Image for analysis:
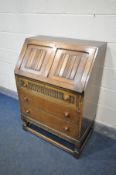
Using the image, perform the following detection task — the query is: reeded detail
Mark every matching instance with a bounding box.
[25,47,46,71]
[28,82,75,104]
[18,79,75,104]
[20,44,53,76]
[49,49,89,86]
[55,53,81,80]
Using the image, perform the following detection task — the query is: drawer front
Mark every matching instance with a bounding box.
[16,77,80,109]
[19,88,80,124]
[21,105,79,138]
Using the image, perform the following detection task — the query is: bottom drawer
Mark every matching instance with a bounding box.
[21,106,79,139]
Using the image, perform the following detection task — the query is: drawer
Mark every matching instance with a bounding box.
[16,77,78,108]
[19,89,80,124]
[21,105,79,138]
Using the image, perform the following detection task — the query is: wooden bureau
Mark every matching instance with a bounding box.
[15,36,107,157]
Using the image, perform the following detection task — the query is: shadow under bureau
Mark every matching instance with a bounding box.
[15,36,106,157]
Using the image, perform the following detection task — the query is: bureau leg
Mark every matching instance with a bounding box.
[22,121,27,131]
[73,147,80,158]
[74,125,94,158]
[22,120,30,131]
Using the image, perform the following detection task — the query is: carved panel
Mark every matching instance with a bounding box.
[49,49,89,86]
[17,78,76,104]
[20,44,53,76]
[55,52,81,80]
[25,48,46,71]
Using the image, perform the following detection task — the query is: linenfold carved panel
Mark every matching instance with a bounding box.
[20,44,53,76]
[25,48,46,71]
[49,49,89,86]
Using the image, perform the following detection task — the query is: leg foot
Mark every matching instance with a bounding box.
[73,147,80,158]
[22,120,30,130]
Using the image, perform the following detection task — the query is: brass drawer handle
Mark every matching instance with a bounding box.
[24,97,29,102]
[64,112,70,118]
[25,110,30,114]
[64,94,70,101]
[64,126,69,131]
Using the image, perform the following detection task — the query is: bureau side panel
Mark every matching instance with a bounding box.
[81,44,107,135]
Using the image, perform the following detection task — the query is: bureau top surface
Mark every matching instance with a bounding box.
[15,35,106,93]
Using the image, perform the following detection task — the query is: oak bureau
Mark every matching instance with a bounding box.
[15,36,106,157]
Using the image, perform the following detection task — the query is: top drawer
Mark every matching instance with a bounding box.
[16,77,82,110]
